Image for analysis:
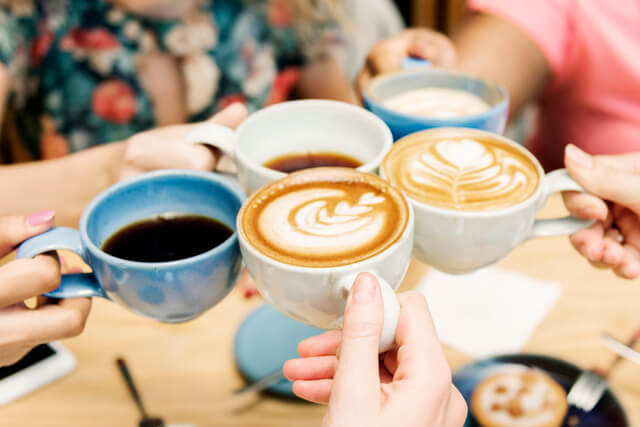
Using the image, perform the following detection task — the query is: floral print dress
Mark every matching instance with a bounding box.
[0,0,333,160]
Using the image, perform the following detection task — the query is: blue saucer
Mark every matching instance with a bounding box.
[234,304,324,397]
[453,354,629,427]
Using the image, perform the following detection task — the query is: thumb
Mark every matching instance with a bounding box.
[330,273,383,410]
[205,103,248,130]
[565,145,640,213]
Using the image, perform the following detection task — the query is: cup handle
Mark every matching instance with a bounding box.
[402,56,432,70]
[16,227,107,299]
[334,271,400,352]
[185,123,236,160]
[529,169,595,238]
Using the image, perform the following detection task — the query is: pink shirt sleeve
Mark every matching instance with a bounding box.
[467,0,575,89]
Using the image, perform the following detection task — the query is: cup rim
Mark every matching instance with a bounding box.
[381,127,546,218]
[236,167,415,274]
[79,169,246,269]
[363,69,509,123]
[233,99,394,179]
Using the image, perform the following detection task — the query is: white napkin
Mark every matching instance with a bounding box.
[416,268,562,358]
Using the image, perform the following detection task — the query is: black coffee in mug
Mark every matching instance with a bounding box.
[102,214,233,263]
[263,152,362,173]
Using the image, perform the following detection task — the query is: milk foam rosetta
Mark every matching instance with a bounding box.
[383,131,540,211]
[383,88,491,118]
[240,168,409,267]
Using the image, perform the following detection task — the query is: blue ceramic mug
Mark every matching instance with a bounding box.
[363,66,509,140]
[16,170,245,323]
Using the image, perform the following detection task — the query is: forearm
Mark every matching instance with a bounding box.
[297,53,357,104]
[451,13,550,119]
[0,143,125,227]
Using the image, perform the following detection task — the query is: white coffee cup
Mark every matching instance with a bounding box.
[186,100,393,195]
[236,168,415,352]
[381,128,594,274]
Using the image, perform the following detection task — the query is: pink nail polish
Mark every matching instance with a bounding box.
[26,210,55,227]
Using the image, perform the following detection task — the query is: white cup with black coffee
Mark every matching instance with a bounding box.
[381,127,594,274]
[186,100,393,195]
[237,167,414,351]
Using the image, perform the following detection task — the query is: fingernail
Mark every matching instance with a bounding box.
[26,210,55,227]
[243,288,257,299]
[566,144,592,169]
[352,276,377,303]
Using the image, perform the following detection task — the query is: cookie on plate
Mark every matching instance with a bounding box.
[471,367,568,427]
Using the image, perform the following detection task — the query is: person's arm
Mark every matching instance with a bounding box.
[0,104,248,227]
[0,143,125,226]
[451,13,550,120]
[357,13,550,119]
[297,52,358,103]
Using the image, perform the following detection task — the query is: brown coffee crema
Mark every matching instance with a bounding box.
[239,168,409,267]
[382,130,540,211]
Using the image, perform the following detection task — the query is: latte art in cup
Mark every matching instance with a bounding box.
[383,88,491,118]
[382,129,540,211]
[239,168,409,267]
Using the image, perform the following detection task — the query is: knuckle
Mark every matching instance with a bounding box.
[342,319,380,340]
[61,309,87,337]
[123,134,149,164]
[32,257,61,293]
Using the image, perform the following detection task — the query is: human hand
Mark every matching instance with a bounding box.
[119,103,248,181]
[563,144,640,278]
[283,273,467,427]
[357,28,457,95]
[0,212,91,366]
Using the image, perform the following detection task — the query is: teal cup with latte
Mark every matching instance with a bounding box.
[363,69,509,140]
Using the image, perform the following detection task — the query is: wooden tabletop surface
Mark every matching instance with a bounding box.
[2,195,640,427]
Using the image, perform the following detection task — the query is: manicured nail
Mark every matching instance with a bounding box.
[26,210,55,227]
[243,288,257,299]
[566,144,592,169]
[352,275,377,304]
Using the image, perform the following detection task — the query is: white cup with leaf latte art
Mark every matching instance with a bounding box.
[238,167,414,351]
[381,128,593,274]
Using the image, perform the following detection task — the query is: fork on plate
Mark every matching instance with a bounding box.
[567,328,640,412]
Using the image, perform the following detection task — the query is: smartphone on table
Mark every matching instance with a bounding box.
[0,342,76,405]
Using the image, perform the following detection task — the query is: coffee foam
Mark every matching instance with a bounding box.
[240,168,409,267]
[382,130,540,211]
[383,88,491,118]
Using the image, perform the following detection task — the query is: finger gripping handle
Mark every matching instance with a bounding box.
[530,169,595,237]
[16,227,106,299]
[335,271,400,353]
[186,123,236,159]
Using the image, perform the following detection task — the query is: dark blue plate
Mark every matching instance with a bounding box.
[234,304,324,397]
[453,354,629,427]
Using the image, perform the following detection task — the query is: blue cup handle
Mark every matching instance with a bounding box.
[16,227,108,299]
[402,56,432,70]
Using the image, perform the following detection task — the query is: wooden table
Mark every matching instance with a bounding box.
[3,195,640,427]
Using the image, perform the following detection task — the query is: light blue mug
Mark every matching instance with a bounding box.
[16,170,245,323]
[363,62,509,140]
